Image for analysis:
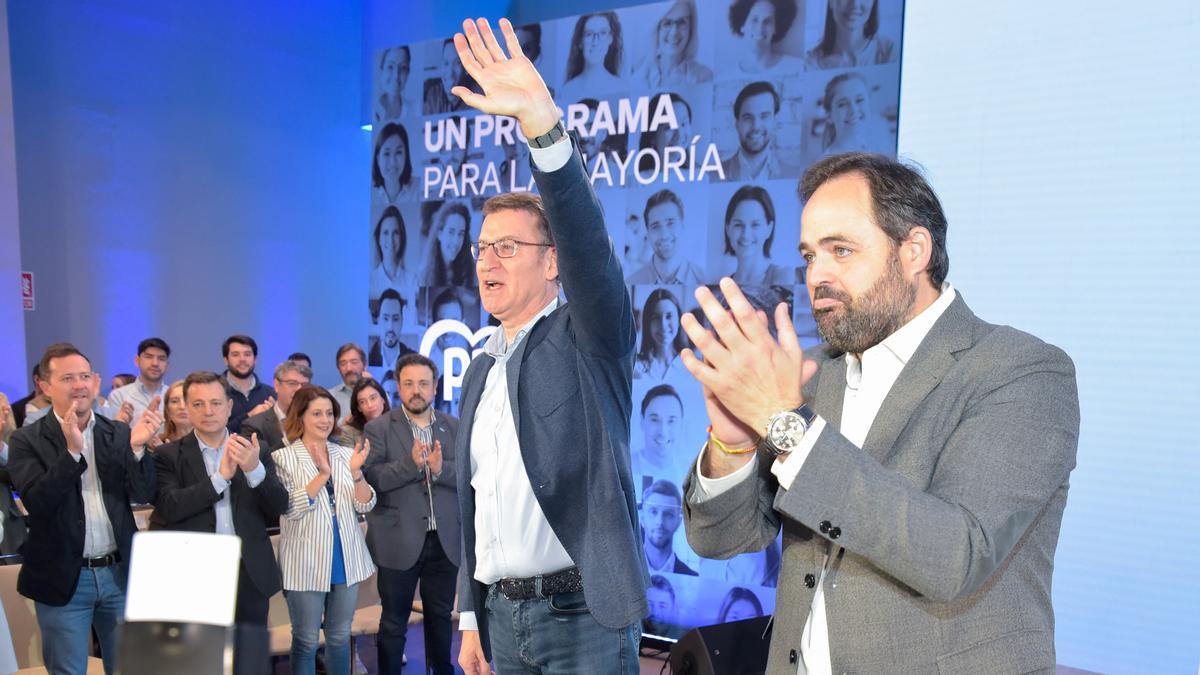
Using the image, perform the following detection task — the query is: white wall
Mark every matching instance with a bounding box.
[898,1,1200,671]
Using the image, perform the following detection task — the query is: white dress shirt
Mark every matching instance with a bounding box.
[197,430,267,535]
[54,411,119,557]
[694,284,957,674]
[458,134,575,633]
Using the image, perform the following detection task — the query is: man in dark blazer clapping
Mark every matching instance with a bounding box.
[363,353,460,675]
[151,371,288,675]
[8,343,159,675]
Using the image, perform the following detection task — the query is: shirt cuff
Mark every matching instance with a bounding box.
[458,611,478,631]
[210,472,230,495]
[133,447,145,461]
[244,461,267,488]
[691,443,759,503]
[769,416,827,490]
[527,135,572,173]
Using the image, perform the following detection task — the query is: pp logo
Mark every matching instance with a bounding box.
[418,319,497,402]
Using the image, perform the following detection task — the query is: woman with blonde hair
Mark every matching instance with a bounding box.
[635,0,712,88]
[272,385,376,675]
[157,380,192,445]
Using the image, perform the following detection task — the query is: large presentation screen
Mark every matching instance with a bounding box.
[368,0,903,641]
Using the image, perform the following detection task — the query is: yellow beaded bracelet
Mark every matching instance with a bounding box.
[707,426,758,455]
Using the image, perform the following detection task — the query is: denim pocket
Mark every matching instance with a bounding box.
[546,590,590,616]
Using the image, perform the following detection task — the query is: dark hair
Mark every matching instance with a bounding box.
[516,23,542,62]
[724,185,777,256]
[286,352,311,366]
[717,587,764,622]
[38,341,91,385]
[426,202,475,287]
[637,92,690,173]
[183,371,235,402]
[642,189,684,229]
[396,352,438,382]
[734,81,780,119]
[800,152,950,287]
[640,383,682,417]
[577,97,631,160]
[372,123,413,189]
[638,288,689,360]
[814,0,880,57]
[137,337,171,358]
[112,374,137,388]
[336,343,366,365]
[729,0,797,43]
[347,378,390,431]
[642,478,683,506]
[283,384,342,443]
[482,191,554,247]
[222,335,258,358]
[566,12,623,80]
[374,206,408,267]
[648,574,675,602]
[378,45,410,70]
[373,288,406,323]
[432,288,464,319]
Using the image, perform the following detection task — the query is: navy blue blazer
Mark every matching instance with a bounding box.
[456,140,648,651]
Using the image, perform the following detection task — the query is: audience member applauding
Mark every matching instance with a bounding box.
[104,337,171,427]
[7,343,157,675]
[151,371,288,675]
[273,386,376,675]
[241,360,312,454]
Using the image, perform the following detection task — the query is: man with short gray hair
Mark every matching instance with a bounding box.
[240,360,311,452]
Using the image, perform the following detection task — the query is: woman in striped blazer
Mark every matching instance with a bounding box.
[273,385,376,675]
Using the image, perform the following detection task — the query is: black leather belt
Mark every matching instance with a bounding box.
[83,552,120,568]
[495,567,583,600]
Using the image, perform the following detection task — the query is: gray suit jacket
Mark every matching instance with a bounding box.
[685,294,1079,674]
[362,409,461,571]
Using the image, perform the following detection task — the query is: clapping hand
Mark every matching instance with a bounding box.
[426,440,444,476]
[453,18,560,140]
[130,398,165,449]
[115,400,136,424]
[248,397,276,418]
[0,401,11,438]
[225,432,261,474]
[60,401,86,453]
[679,278,817,438]
[350,438,370,475]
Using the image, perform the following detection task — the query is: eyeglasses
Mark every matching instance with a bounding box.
[659,17,690,31]
[471,238,553,259]
[279,379,306,388]
[583,29,612,42]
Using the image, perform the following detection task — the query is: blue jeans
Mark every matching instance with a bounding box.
[484,586,640,674]
[284,582,359,675]
[35,566,124,675]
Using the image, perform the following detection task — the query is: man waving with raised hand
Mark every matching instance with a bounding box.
[450,16,646,675]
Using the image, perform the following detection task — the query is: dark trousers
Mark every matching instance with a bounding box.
[233,564,272,675]
[377,531,458,675]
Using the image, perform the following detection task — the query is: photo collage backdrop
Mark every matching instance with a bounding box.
[370,0,903,641]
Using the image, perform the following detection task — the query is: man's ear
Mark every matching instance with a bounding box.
[901,226,933,279]
[544,246,559,282]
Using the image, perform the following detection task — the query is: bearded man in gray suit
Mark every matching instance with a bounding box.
[679,152,1079,674]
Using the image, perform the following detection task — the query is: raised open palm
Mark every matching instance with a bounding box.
[452,18,558,138]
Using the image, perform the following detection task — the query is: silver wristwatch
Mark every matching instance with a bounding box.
[763,404,817,457]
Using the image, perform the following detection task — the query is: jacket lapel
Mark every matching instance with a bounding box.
[860,294,977,462]
[457,357,494,459]
[813,349,847,431]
